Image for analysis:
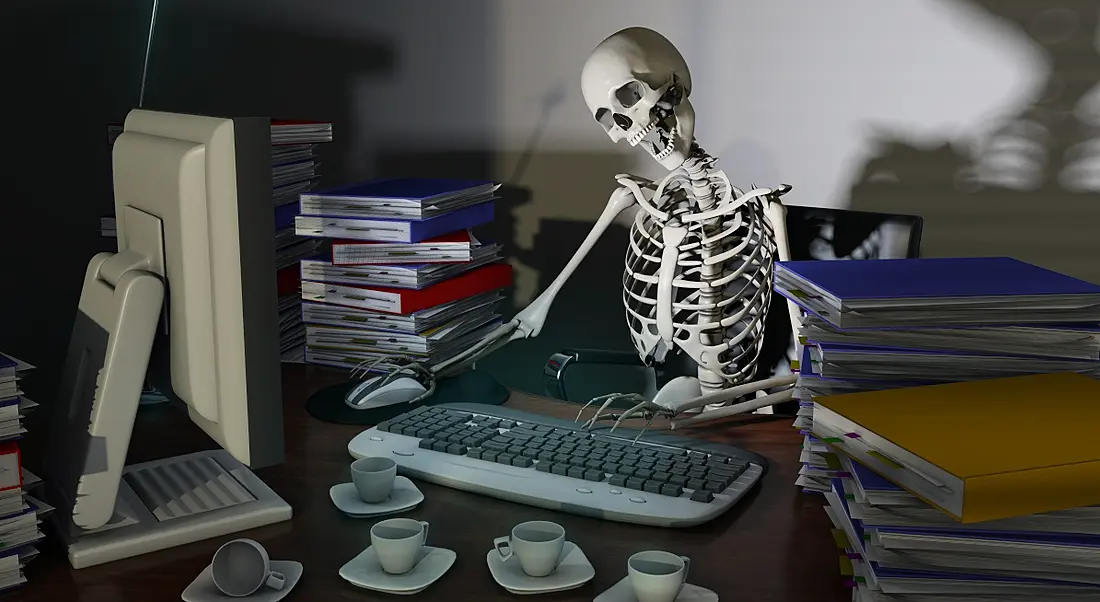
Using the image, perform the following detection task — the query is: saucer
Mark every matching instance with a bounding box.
[339,546,455,595]
[182,560,303,602]
[486,540,595,595]
[593,576,718,602]
[329,476,424,517]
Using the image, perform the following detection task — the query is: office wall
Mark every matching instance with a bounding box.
[5,0,1100,398]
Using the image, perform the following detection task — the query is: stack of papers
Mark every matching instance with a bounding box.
[777,257,1100,494]
[828,452,1100,600]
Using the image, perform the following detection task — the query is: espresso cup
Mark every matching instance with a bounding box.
[352,456,397,503]
[493,520,565,577]
[627,550,691,602]
[210,538,285,598]
[370,518,430,574]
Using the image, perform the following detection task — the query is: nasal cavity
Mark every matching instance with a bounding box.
[613,114,633,129]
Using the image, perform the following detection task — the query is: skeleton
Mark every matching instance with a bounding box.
[358,27,801,431]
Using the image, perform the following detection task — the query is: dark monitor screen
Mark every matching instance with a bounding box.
[760,205,923,413]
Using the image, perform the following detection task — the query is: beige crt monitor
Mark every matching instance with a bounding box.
[46,109,291,569]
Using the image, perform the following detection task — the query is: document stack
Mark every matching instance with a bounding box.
[774,256,1100,493]
[814,373,1100,600]
[0,353,51,592]
[294,178,512,371]
[270,120,333,361]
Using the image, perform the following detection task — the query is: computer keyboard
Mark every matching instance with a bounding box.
[347,402,767,527]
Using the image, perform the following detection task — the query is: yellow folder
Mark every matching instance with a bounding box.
[812,372,1100,523]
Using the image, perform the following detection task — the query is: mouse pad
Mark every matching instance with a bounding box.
[305,369,510,425]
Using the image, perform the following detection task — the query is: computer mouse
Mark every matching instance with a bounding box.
[344,375,428,410]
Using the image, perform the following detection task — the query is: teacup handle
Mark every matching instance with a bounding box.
[493,536,513,561]
[419,521,430,544]
[680,556,691,585]
[266,570,286,591]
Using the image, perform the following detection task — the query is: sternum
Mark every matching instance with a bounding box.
[682,154,726,394]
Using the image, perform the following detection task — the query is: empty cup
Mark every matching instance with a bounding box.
[627,550,690,602]
[493,520,565,577]
[352,456,397,503]
[210,538,285,598]
[370,517,430,574]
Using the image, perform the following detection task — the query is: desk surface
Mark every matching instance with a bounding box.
[18,365,848,602]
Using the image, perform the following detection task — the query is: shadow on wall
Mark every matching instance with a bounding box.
[142,3,397,187]
[846,0,1100,283]
[376,151,638,396]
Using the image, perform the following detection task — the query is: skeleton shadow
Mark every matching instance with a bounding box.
[845,0,1100,286]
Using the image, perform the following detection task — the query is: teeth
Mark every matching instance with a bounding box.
[651,126,678,160]
[629,122,655,147]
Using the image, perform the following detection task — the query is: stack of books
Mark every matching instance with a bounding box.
[775,256,1100,493]
[0,353,51,592]
[294,178,512,371]
[269,120,333,361]
[102,119,334,361]
[813,372,1100,600]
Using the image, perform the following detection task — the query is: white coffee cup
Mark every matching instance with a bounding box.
[352,456,397,503]
[210,538,285,598]
[627,550,691,602]
[370,517,430,574]
[493,520,565,578]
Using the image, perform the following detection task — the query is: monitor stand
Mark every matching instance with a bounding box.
[49,240,292,569]
[66,450,291,569]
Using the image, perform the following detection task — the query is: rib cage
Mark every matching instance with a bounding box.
[622,175,777,390]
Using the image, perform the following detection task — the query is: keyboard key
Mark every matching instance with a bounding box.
[467,448,483,459]
[625,477,645,490]
[418,439,435,450]
[687,478,706,490]
[660,483,683,497]
[497,453,515,465]
[616,466,636,477]
[512,456,533,468]
[669,474,689,486]
[568,466,585,479]
[536,461,552,472]
[583,469,605,482]
[705,480,726,493]
[609,475,628,487]
[690,489,715,503]
[446,443,467,455]
[483,440,508,451]
[551,463,569,476]
[431,441,449,453]
[643,480,662,494]
[482,450,499,462]
[651,471,671,483]
[634,468,654,480]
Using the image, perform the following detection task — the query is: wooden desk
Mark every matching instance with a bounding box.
[18,365,849,601]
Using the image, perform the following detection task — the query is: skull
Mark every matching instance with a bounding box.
[581,27,695,170]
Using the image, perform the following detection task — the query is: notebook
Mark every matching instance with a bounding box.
[812,372,1100,523]
[776,257,1100,329]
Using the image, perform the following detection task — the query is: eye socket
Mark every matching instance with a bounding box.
[614,81,647,109]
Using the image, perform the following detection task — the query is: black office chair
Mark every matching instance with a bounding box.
[542,205,924,413]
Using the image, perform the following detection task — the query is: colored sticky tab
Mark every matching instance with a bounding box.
[824,454,842,469]
[798,335,808,344]
[868,450,903,469]
[790,359,801,371]
[838,555,854,576]
[823,437,843,443]
[845,493,855,501]
[830,528,850,548]
[844,432,861,438]
[789,289,811,299]
[855,576,866,584]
